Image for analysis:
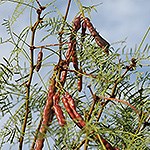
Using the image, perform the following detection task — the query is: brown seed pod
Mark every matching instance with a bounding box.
[36,49,43,72]
[62,96,83,128]
[62,96,85,128]
[60,70,67,84]
[81,21,87,43]
[53,104,66,126]
[84,17,110,55]
[66,42,73,59]
[62,96,76,120]
[53,92,60,105]
[35,77,56,150]
[73,15,81,32]
[66,15,81,64]
[64,92,86,128]
[77,70,82,92]
[47,78,56,100]
[72,48,78,71]
[65,92,76,111]
[59,60,68,84]
[70,16,81,69]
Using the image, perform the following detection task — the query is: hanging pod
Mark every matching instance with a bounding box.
[36,49,43,72]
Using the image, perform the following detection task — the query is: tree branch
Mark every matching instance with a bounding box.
[19,6,44,150]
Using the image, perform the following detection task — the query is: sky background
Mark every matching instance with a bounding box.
[0,0,150,149]
[0,0,150,63]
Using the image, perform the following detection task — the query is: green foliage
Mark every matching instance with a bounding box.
[0,1,149,150]
[10,0,35,25]
[38,16,62,42]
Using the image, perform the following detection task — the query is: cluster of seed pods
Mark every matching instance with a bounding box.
[65,15,81,66]
[35,77,56,150]
[56,15,111,128]
[61,15,110,92]
[60,16,82,90]
[53,91,119,150]
[37,15,114,150]
[52,16,84,128]
[62,92,86,128]
[52,91,85,128]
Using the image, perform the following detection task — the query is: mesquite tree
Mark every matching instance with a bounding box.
[0,1,149,150]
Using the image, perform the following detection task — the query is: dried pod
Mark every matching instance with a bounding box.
[35,77,56,149]
[47,78,56,100]
[81,21,87,43]
[65,92,76,111]
[53,92,60,105]
[64,92,86,128]
[68,38,78,71]
[72,48,78,71]
[66,42,73,59]
[66,15,81,64]
[66,41,76,62]
[84,17,110,54]
[60,70,67,84]
[60,60,68,84]
[78,119,86,127]
[77,70,82,92]
[62,95,83,128]
[73,15,81,32]
[36,49,43,72]
[53,104,66,126]
[62,96,76,120]
[70,16,81,42]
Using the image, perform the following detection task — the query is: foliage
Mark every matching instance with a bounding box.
[0,0,149,150]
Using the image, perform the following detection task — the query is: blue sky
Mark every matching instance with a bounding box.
[0,0,150,63]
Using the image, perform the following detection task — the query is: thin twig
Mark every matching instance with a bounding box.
[34,42,69,49]
[19,6,43,150]
[74,139,86,150]
[111,68,129,98]
[30,118,43,150]
[84,138,89,150]
[96,102,107,122]
[36,0,42,8]
[99,96,139,115]
[96,134,107,150]
[58,0,72,61]
[87,85,98,121]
